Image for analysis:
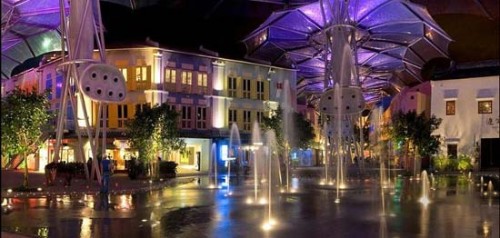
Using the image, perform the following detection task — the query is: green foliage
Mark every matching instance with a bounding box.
[261,105,316,153]
[433,154,472,172]
[447,158,458,171]
[126,103,186,163]
[127,157,146,179]
[389,110,442,158]
[353,124,370,147]
[457,154,473,172]
[291,111,316,149]
[432,154,450,171]
[159,161,178,177]
[1,87,53,187]
[456,175,470,187]
[433,176,449,188]
[261,106,285,152]
[1,87,53,159]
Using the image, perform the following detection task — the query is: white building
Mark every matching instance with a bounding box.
[431,75,500,170]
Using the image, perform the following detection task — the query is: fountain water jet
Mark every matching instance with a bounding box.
[480,176,484,193]
[321,122,331,185]
[281,79,294,192]
[430,173,436,190]
[316,7,366,199]
[335,83,342,203]
[249,120,263,203]
[208,143,219,189]
[419,170,430,205]
[487,181,493,194]
[224,123,241,196]
[261,130,280,230]
[483,180,499,198]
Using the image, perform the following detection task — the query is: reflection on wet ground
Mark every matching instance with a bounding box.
[1,174,499,238]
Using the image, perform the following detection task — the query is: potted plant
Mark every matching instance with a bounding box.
[57,162,76,186]
[128,157,146,180]
[159,161,178,178]
[457,154,473,172]
[45,162,58,186]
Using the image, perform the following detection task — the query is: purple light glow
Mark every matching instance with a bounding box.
[244,0,452,103]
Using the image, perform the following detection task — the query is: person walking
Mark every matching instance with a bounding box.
[100,156,113,194]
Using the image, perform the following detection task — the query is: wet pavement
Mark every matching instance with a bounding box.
[1,172,499,238]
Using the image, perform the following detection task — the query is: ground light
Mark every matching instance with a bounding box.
[419,196,430,206]
[261,218,277,231]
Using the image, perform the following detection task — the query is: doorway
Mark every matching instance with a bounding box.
[481,138,500,170]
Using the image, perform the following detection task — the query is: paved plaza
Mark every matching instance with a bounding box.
[1,169,499,238]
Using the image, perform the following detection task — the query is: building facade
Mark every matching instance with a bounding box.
[2,47,297,174]
[431,76,500,170]
[389,81,431,117]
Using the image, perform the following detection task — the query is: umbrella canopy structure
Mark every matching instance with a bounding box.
[1,0,157,80]
[1,0,68,79]
[244,0,452,104]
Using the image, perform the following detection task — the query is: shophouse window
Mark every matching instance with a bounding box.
[446,100,455,115]
[198,72,208,94]
[447,144,457,159]
[168,104,177,112]
[165,68,176,83]
[228,109,237,126]
[256,111,263,123]
[257,81,265,100]
[243,110,251,131]
[243,79,251,99]
[135,66,148,81]
[135,66,149,90]
[119,68,128,82]
[45,74,53,100]
[66,106,74,129]
[181,71,192,93]
[135,103,150,114]
[99,104,109,128]
[164,68,176,91]
[181,105,192,128]
[227,77,237,97]
[197,106,207,129]
[118,104,128,128]
[55,73,63,99]
[478,100,492,114]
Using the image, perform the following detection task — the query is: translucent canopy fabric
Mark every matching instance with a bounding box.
[1,0,155,80]
[244,0,452,104]
[1,29,62,79]
[1,0,67,79]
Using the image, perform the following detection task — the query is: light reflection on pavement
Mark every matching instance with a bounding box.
[1,175,499,238]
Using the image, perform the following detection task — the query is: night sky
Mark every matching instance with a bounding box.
[100,1,285,60]
[100,0,499,66]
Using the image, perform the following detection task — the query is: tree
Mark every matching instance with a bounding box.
[1,87,53,188]
[261,106,316,153]
[126,103,185,177]
[389,110,442,171]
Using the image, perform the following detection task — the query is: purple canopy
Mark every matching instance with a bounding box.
[1,0,69,79]
[1,0,156,80]
[244,0,452,104]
